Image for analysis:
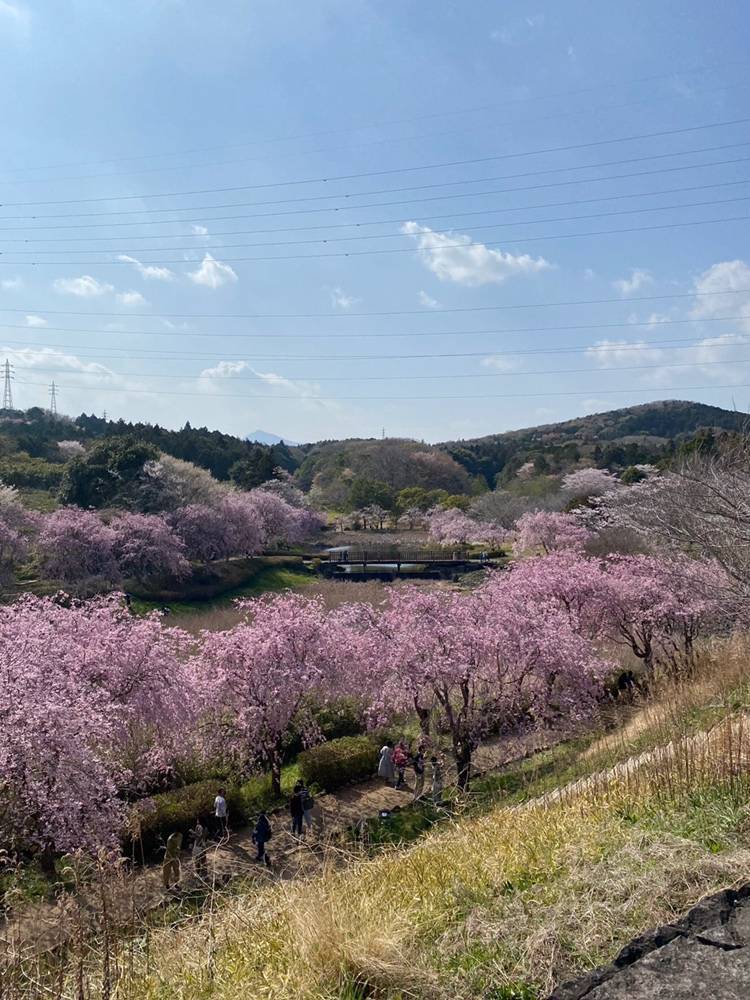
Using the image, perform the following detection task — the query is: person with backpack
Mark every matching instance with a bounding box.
[253,811,272,866]
[392,740,409,789]
[412,745,426,801]
[289,781,305,837]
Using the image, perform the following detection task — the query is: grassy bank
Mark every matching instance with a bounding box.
[6,641,750,999]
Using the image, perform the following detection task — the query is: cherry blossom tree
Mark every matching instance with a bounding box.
[111,512,191,581]
[36,507,120,590]
[427,508,506,547]
[371,583,607,788]
[0,596,196,850]
[199,593,330,794]
[512,510,592,556]
[562,467,620,498]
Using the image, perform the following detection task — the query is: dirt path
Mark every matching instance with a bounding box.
[0,731,557,960]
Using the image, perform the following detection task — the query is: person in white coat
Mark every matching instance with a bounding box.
[378,742,395,785]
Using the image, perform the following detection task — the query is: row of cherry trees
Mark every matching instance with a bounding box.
[0,485,324,590]
[1,540,726,852]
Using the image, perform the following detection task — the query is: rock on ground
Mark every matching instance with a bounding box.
[549,884,750,1000]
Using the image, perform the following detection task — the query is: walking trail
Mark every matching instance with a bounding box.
[0,731,557,960]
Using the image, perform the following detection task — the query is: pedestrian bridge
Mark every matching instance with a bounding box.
[319,547,499,579]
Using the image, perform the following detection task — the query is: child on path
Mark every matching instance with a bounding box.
[393,741,409,789]
[253,811,272,866]
[190,819,208,879]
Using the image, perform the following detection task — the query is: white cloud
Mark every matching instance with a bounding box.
[25,314,47,327]
[1,346,114,379]
[586,340,665,368]
[53,274,114,297]
[329,286,361,310]
[480,355,521,373]
[1,277,23,291]
[490,13,544,45]
[690,260,750,333]
[402,221,552,287]
[191,225,209,236]
[250,368,333,407]
[586,332,750,386]
[418,290,441,308]
[116,290,148,306]
[0,1,29,28]
[583,268,596,281]
[199,360,249,379]
[118,254,175,281]
[188,253,238,289]
[613,268,653,296]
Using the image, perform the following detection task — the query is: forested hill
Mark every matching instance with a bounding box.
[442,400,749,487]
[0,399,745,502]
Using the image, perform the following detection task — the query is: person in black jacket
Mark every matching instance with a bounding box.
[289,780,305,836]
[253,811,272,866]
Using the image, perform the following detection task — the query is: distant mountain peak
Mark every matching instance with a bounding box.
[246,429,300,447]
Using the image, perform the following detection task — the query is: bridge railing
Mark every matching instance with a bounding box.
[327,548,471,563]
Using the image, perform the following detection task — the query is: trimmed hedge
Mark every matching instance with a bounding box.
[298,736,379,792]
[126,781,247,857]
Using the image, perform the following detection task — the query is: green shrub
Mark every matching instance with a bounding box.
[126,780,247,857]
[298,736,378,791]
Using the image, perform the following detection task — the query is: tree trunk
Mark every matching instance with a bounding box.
[455,741,472,791]
[416,704,431,739]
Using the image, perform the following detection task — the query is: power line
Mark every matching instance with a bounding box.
[6,82,746,189]
[1,286,747,320]
[8,193,750,256]
[2,60,737,175]
[4,141,749,225]
[3,211,750,264]
[1,312,748,343]
[13,375,750,403]
[3,116,749,209]
[11,355,750,384]
[8,177,750,243]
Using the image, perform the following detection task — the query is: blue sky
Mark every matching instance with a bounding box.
[1,0,750,443]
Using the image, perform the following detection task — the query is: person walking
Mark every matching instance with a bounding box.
[214,787,229,838]
[162,830,182,890]
[190,819,208,879]
[301,784,315,834]
[378,741,395,786]
[393,741,409,790]
[290,781,305,837]
[430,755,444,805]
[253,811,272,866]
[412,746,426,801]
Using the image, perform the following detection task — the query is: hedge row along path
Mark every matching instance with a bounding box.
[1,728,563,961]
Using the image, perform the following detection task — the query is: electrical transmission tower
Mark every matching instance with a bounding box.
[1,359,13,411]
[49,381,58,417]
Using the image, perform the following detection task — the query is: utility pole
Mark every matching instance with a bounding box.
[102,409,108,422]
[1,359,13,411]
[49,381,58,417]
